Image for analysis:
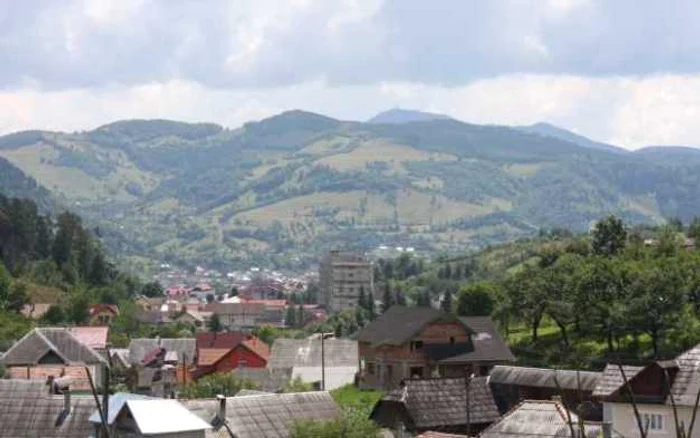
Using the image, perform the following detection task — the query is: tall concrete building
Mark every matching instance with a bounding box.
[320,250,374,313]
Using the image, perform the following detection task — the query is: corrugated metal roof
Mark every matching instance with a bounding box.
[124,399,212,435]
[0,328,105,366]
[88,392,153,425]
[0,379,49,399]
[269,338,358,368]
[291,366,358,390]
[489,365,601,391]
[592,364,644,398]
[479,400,615,438]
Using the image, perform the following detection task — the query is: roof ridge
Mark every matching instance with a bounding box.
[35,328,70,364]
[60,328,107,364]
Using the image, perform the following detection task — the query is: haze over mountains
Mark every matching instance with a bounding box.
[1,109,699,270]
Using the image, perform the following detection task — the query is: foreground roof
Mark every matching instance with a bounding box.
[88,392,152,425]
[184,391,340,438]
[128,338,196,365]
[122,399,212,435]
[490,365,602,391]
[0,328,105,366]
[670,343,700,406]
[373,377,500,429]
[356,306,473,346]
[479,400,613,438]
[269,338,358,368]
[439,317,515,364]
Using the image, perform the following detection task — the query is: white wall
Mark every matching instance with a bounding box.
[606,402,700,438]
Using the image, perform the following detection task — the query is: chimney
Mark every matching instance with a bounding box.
[217,394,226,419]
[63,389,71,414]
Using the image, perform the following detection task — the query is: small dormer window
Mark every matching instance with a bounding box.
[410,341,423,351]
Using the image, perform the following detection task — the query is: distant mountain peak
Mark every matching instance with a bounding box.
[516,122,626,154]
[367,108,453,124]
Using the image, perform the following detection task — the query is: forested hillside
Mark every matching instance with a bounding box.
[353,217,700,370]
[2,111,700,269]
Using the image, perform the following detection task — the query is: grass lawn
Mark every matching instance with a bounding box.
[330,384,383,416]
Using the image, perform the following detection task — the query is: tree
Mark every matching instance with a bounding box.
[0,264,12,311]
[689,217,700,242]
[297,305,306,327]
[208,313,222,333]
[592,215,627,256]
[358,287,367,311]
[395,286,407,306]
[381,283,395,313]
[5,281,28,313]
[291,410,381,438]
[179,373,258,398]
[41,304,66,325]
[141,281,164,298]
[284,376,313,393]
[285,305,297,328]
[456,282,496,317]
[440,289,453,313]
[67,289,90,324]
[206,293,215,304]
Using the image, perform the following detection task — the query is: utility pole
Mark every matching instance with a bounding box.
[465,370,474,438]
[321,332,326,391]
[102,344,111,438]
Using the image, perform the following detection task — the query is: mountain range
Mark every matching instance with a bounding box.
[1,110,699,270]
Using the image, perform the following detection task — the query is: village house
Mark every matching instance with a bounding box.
[593,344,700,438]
[20,302,52,320]
[370,376,500,436]
[128,338,196,394]
[184,391,340,438]
[0,327,107,393]
[489,365,603,420]
[356,306,514,389]
[204,302,266,329]
[175,309,213,328]
[88,303,120,326]
[268,337,359,390]
[193,332,270,379]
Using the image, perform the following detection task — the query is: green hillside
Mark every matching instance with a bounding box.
[1,111,699,269]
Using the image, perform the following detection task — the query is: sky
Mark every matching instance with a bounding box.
[2,0,700,149]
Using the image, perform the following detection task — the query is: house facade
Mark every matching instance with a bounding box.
[356,306,514,390]
[594,344,700,438]
[89,304,120,326]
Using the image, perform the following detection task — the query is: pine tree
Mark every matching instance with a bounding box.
[285,305,297,328]
[381,283,395,313]
[297,305,305,327]
[208,313,222,332]
[358,286,367,310]
[368,290,376,320]
[395,286,407,306]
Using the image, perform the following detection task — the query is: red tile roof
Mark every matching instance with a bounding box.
[242,339,271,361]
[141,347,164,366]
[196,332,248,350]
[197,348,232,367]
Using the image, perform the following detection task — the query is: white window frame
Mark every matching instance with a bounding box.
[642,412,664,431]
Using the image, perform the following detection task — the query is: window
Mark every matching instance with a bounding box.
[643,413,664,431]
[410,366,423,378]
[366,363,375,375]
[386,365,393,378]
[410,341,424,352]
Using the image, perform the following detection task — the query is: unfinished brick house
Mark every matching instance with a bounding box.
[356,306,514,389]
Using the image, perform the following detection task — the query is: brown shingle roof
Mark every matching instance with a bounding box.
[591,364,645,398]
[356,306,474,346]
[489,366,601,391]
[0,328,105,366]
[373,377,500,429]
[439,317,515,364]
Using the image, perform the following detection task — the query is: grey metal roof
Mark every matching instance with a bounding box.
[356,306,473,346]
[670,343,700,406]
[439,317,515,364]
[88,392,154,425]
[231,367,293,393]
[0,394,95,437]
[269,338,358,368]
[374,377,500,429]
[128,338,196,365]
[184,391,340,438]
[0,328,106,366]
[489,366,602,391]
[479,400,615,438]
[0,378,50,399]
